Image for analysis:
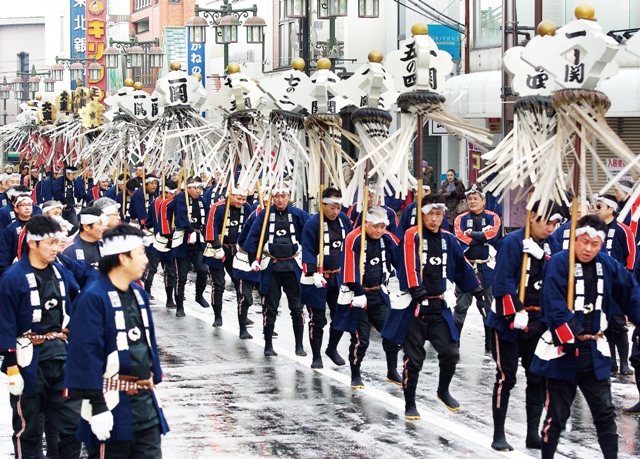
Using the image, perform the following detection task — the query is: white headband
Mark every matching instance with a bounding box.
[548,213,564,223]
[465,184,485,198]
[594,195,618,211]
[272,188,290,195]
[164,187,176,193]
[575,226,606,242]
[102,234,152,256]
[618,183,633,194]
[26,231,66,242]
[42,202,64,214]
[366,212,389,226]
[422,203,447,214]
[145,177,158,184]
[80,213,109,226]
[14,195,33,206]
[231,187,248,196]
[53,215,74,234]
[4,173,20,181]
[65,169,76,174]
[117,180,124,186]
[97,176,110,182]
[101,204,120,215]
[187,182,203,188]
[322,197,343,205]
[6,188,21,198]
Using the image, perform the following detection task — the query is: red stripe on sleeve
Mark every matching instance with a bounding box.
[502,294,516,316]
[619,222,636,271]
[484,211,501,240]
[343,230,359,284]
[555,323,574,344]
[403,227,420,288]
[454,214,472,245]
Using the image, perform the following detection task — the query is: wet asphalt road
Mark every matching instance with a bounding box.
[1,274,640,458]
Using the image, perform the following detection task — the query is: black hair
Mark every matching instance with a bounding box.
[126,178,139,192]
[447,169,456,175]
[78,206,103,233]
[118,173,125,181]
[530,201,562,222]
[164,179,177,191]
[25,215,62,252]
[577,214,607,234]
[322,187,342,199]
[98,224,146,274]
[421,193,446,206]
[187,176,203,185]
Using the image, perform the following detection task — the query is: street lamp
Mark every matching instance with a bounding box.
[105,31,165,88]
[0,77,10,125]
[186,0,267,71]
[11,66,54,100]
[52,54,99,86]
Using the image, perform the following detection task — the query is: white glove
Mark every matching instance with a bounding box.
[90,410,114,441]
[188,231,197,244]
[312,272,327,288]
[7,370,24,396]
[351,295,367,309]
[464,229,473,237]
[522,238,544,260]
[513,311,529,330]
[251,260,261,272]
[213,248,225,260]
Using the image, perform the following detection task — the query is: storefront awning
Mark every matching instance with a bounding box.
[444,68,640,118]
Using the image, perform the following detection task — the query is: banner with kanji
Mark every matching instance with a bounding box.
[70,0,86,90]
[86,0,106,100]
[187,34,206,89]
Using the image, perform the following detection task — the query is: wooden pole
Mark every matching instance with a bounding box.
[318,126,327,274]
[567,126,583,312]
[359,159,372,285]
[416,114,424,275]
[255,194,272,263]
[519,208,532,303]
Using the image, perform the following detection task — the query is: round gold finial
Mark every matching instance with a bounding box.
[170,61,181,71]
[133,82,143,91]
[292,57,305,71]
[575,2,596,20]
[27,101,35,106]
[36,95,42,101]
[192,72,202,82]
[411,22,428,36]
[124,78,134,87]
[227,62,241,74]
[537,20,557,37]
[317,58,332,70]
[368,50,383,63]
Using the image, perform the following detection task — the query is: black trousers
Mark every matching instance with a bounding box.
[239,278,258,317]
[86,425,162,459]
[630,326,640,371]
[490,330,543,416]
[143,251,160,292]
[161,260,176,292]
[262,271,302,329]
[402,310,459,392]
[308,283,340,340]
[541,372,617,459]
[175,246,207,300]
[10,360,81,459]
[208,256,241,309]
[349,292,399,366]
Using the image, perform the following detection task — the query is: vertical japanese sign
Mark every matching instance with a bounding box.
[70,0,86,90]
[467,142,482,185]
[187,34,206,89]
[86,0,106,100]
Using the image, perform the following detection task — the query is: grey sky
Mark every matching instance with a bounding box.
[0,0,66,19]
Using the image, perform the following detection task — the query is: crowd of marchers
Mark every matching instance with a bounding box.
[1,160,639,459]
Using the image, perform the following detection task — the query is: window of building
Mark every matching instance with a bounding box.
[134,0,152,11]
[473,0,502,48]
[397,0,406,45]
[278,0,296,69]
[134,18,150,34]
